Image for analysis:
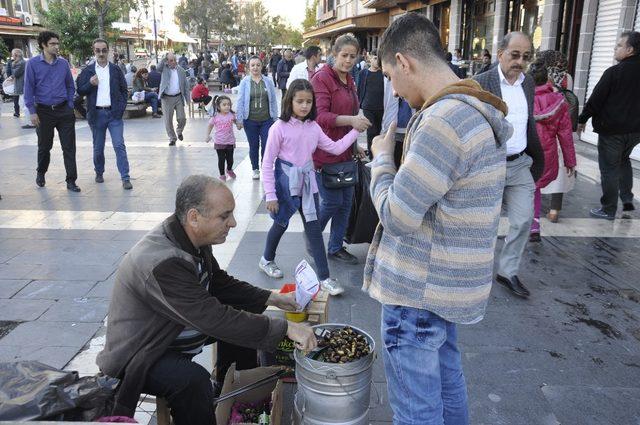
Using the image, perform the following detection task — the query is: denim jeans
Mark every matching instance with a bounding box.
[91,109,130,180]
[597,133,640,215]
[243,118,273,170]
[382,304,469,425]
[263,197,329,280]
[315,172,354,254]
[144,91,159,114]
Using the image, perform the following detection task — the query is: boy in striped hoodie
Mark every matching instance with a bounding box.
[364,13,513,424]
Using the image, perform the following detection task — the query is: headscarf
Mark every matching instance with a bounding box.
[537,50,569,89]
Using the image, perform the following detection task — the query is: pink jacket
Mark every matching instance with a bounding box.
[533,83,576,188]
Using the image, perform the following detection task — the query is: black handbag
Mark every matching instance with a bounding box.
[321,159,358,189]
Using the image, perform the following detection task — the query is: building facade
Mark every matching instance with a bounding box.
[0,0,47,57]
[304,0,640,153]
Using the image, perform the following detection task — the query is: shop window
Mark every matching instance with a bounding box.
[507,0,545,51]
[462,0,495,59]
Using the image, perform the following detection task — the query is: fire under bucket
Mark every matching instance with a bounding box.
[293,324,376,425]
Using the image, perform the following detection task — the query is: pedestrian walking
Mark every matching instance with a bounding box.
[528,60,575,242]
[311,33,370,265]
[578,31,640,219]
[365,13,511,424]
[276,49,295,99]
[269,49,282,86]
[132,68,161,118]
[205,95,237,181]
[286,46,321,89]
[235,56,278,180]
[473,31,544,298]
[24,31,81,192]
[76,38,133,190]
[158,52,190,146]
[259,79,363,295]
[357,49,385,155]
[7,49,34,128]
[3,57,20,117]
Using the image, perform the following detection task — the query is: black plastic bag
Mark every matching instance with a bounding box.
[0,361,119,421]
[345,160,379,244]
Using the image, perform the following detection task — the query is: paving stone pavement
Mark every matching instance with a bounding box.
[2,98,640,424]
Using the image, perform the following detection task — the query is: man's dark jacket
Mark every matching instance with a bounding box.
[147,70,162,89]
[96,214,287,417]
[276,58,295,90]
[578,55,640,136]
[76,62,128,126]
[474,66,544,181]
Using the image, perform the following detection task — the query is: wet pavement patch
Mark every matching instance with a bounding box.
[545,350,566,359]
[0,321,20,340]
[574,317,622,339]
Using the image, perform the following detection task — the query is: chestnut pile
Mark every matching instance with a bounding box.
[317,327,371,363]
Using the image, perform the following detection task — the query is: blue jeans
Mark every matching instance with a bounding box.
[382,305,469,425]
[144,91,159,114]
[243,118,273,170]
[315,172,354,254]
[263,194,329,280]
[91,109,130,180]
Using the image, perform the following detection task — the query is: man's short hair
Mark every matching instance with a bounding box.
[150,64,157,71]
[497,31,532,52]
[175,175,223,224]
[378,13,445,67]
[37,31,60,50]
[445,52,453,62]
[92,38,109,48]
[621,31,640,56]
[305,46,321,60]
[11,48,23,57]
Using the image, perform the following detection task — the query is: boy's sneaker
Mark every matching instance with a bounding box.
[589,208,615,220]
[259,257,283,279]
[227,169,237,179]
[252,169,260,180]
[219,175,227,181]
[320,278,344,296]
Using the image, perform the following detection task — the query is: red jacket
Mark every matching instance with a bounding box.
[533,82,576,188]
[191,84,209,100]
[310,65,359,169]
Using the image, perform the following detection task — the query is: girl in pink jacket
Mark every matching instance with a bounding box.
[529,61,577,242]
[258,79,361,296]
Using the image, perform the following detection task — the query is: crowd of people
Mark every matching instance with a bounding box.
[1,17,639,425]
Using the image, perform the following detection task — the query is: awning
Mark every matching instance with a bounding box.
[303,11,389,39]
[166,32,197,44]
[0,23,41,37]
[143,32,165,42]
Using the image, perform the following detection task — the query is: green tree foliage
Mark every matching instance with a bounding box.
[0,37,9,59]
[175,0,236,49]
[302,0,319,32]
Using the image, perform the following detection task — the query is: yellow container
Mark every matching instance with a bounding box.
[285,311,308,322]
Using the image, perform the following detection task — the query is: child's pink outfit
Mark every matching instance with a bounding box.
[531,82,576,234]
[209,112,237,177]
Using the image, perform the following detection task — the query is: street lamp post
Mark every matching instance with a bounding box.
[152,0,158,64]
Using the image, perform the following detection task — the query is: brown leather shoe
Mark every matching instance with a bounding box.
[546,210,559,223]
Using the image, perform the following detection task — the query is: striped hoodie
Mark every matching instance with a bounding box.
[363,80,512,324]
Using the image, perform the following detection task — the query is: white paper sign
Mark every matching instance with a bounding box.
[294,260,319,310]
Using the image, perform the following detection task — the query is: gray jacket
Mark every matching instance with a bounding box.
[158,59,190,103]
[10,58,26,95]
[473,66,544,181]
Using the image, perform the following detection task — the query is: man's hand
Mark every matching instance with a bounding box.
[355,145,367,160]
[566,166,575,177]
[351,115,372,132]
[371,121,396,158]
[236,122,244,130]
[266,200,279,214]
[90,75,99,86]
[30,114,40,127]
[286,321,317,351]
[577,123,585,136]
[267,292,300,312]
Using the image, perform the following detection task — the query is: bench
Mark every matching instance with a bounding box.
[124,101,148,119]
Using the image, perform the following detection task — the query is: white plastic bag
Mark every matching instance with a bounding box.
[2,78,15,96]
[294,260,319,310]
[131,91,145,103]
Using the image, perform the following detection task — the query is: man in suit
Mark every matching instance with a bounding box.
[474,31,544,298]
[77,39,132,190]
[158,52,190,146]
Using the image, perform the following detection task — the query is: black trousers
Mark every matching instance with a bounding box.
[36,104,78,183]
[597,133,640,214]
[550,193,564,211]
[363,108,383,155]
[12,95,19,115]
[192,95,212,106]
[216,147,234,175]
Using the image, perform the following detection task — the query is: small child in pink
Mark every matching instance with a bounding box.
[205,95,237,181]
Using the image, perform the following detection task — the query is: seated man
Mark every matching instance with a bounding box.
[96,175,316,425]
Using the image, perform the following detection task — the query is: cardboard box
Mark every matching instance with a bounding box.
[215,364,283,425]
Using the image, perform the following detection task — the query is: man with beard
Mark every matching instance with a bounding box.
[474,32,544,298]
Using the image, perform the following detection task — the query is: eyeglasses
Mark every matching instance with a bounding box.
[94,48,108,54]
[505,50,532,61]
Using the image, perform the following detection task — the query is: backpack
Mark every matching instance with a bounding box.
[397,98,413,129]
[559,87,579,131]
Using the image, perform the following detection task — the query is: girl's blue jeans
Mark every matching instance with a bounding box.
[382,305,469,425]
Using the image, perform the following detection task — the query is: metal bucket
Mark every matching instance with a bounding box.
[293,324,375,425]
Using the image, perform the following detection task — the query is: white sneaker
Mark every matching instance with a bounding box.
[320,278,344,296]
[259,257,283,279]
[252,169,260,180]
